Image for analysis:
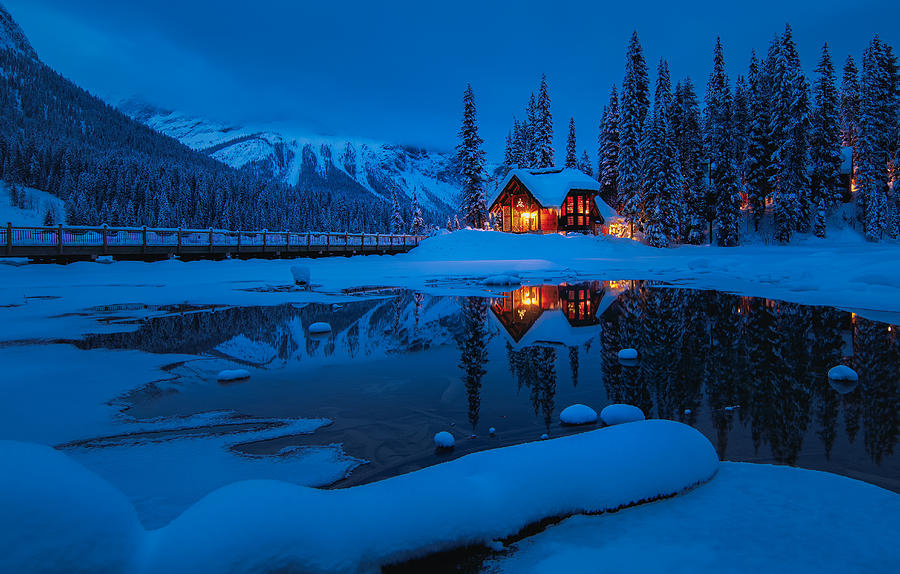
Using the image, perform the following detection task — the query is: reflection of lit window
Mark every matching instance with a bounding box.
[518,309,526,320]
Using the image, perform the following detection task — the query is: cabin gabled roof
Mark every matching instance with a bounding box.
[490,167,619,221]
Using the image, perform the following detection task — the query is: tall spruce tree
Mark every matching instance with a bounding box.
[618,31,650,236]
[565,117,578,168]
[733,74,750,181]
[503,128,515,169]
[598,85,620,208]
[390,188,404,233]
[526,94,538,168]
[512,118,527,168]
[856,36,895,240]
[810,43,843,215]
[770,25,811,242]
[841,56,861,163]
[673,78,706,243]
[704,37,741,246]
[456,84,487,228]
[411,189,425,235]
[535,75,555,168]
[745,50,774,231]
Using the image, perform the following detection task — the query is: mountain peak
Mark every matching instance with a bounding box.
[0,3,38,59]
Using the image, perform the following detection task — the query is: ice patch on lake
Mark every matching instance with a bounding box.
[0,420,717,573]
[560,404,598,425]
[601,404,645,426]
[290,265,310,285]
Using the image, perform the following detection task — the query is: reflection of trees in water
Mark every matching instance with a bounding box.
[569,346,580,387]
[855,317,900,464]
[457,297,489,429]
[506,343,558,431]
[600,283,900,466]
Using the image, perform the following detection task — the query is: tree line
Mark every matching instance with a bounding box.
[456,26,900,245]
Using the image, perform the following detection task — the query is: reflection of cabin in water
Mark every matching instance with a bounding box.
[488,168,620,235]
[490,281,621,347]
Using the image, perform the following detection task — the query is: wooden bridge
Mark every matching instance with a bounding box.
[2,223,425,263]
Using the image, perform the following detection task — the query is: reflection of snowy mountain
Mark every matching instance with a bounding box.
[78,293,464,369]
[118,99,495,218]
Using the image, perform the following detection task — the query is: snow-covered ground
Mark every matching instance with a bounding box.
[0,181,64,226]
[486,461,900,573]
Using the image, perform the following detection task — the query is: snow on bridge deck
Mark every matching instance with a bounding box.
[1,223,424,263]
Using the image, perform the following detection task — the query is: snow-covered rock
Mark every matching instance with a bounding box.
[601,404,645,426]
[481,274,521,286]
[290,265,310,286]
[560,404,598,425]
[489,427,496,435]
[617,348,639,360]
[433,431,455,449]
[540,433,549,440]
[216,369,250,382]
[308,322,332,335]
[827,365,858,382]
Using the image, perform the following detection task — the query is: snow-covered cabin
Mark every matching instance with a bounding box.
[488,168,619,234]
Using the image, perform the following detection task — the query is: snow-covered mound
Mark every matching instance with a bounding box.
[433,431,455,449]
[216,369,250,382]
[601,404,646,426]
[617,348,638,360]
[0,421,717,574]
[290,265,310,286]
[117,98,487,216]
[486,462,900,573]
[308,322,332,335]
[560,404,598,425]
[0,441,143,573]
[827,365,858,381]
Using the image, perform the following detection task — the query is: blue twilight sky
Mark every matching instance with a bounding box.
[5,0,898,159]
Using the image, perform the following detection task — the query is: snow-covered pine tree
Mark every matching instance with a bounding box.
[598,85,620,208]
[578,150,593,177]
[390,188,404,233]
[526,94,538,168]
[503,129,515,168]
[673,78,706,243]
[704,37,741,246]
[641,111,667,247]
[446,215,454,231]
[856,36,895,241]
[535,75,555,168]
[733,74,750,181]
[455,84,487,229]
[411,189,425,235]
[618,31,650,236]
[512,118,527,168]
[810,43,843,216]
[454,214,461,230]
[565,117,578,168]
[42,202,55,226]
[744,50,774,231]
[814,197,827,238]
[769,25,811,242]
[841,55,860,158]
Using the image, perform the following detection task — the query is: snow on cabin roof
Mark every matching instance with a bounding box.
[491,167,601,207]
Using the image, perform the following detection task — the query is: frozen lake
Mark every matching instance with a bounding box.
[27,280,889,519]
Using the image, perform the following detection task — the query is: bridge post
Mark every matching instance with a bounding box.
[5,222,10,256]
[142,226,148,255]
[306,232,310,250]
[236,230,241,255]
[177,228,182,255]
[102,224,108,255]
[58,223,63,255]
[208,228,213,255]
[263,230,267,253]
[375,234,379,250]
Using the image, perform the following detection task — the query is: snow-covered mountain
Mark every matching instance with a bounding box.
[118,98,489,217]
[0,2,37,59]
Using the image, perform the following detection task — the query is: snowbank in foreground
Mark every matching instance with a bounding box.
[487,461,900,573]
[0,420,717,574]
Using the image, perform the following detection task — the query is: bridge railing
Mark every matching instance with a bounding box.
[2,223,426,255]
